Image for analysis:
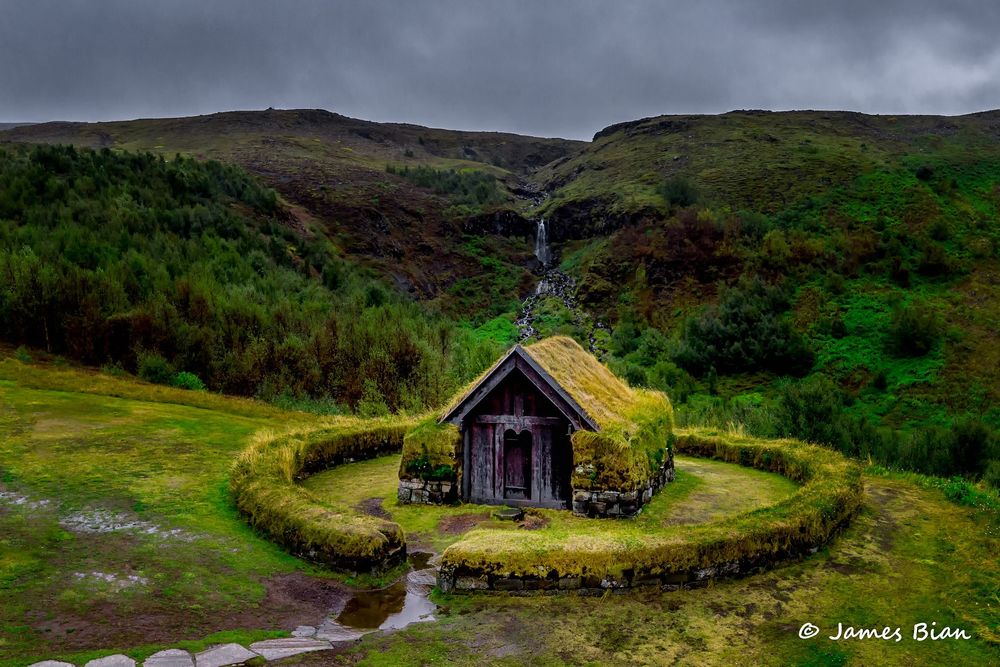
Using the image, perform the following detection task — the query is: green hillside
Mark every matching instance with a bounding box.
[0,143,504,413]
[1,110,999,665]
[527,111,1000,483]
[2,110,582,310]
[3,109,1000,486]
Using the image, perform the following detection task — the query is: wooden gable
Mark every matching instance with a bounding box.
[439,345,600,432]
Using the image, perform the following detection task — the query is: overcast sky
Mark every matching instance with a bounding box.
[3,0,999,139]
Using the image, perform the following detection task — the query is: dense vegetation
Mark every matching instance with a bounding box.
[523,112,1000,489]
[0,145,501,412]
[385,164,505,212]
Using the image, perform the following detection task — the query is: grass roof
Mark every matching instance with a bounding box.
[523,336,635,429]
[441,335,637,430]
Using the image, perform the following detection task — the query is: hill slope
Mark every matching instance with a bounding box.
[4,108,1000,484]
[2,110,583,308]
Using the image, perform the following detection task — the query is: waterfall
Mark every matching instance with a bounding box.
[534,219,550,266]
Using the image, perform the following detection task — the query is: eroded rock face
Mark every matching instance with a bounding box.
[463,210,535,238]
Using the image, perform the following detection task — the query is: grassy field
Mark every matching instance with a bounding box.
[0,358,343,666]
[295,472,1000,667]
[303,453,799,554]
[1,354,998,666]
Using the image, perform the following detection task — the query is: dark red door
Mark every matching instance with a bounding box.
[503,429,532,500]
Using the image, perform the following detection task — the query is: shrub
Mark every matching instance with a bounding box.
[774,375,850,450]
[660,175,699,207]
[830,315,848,339]
[872,369,888,391]
[887,300,940,358]
[357,379,391,418]
[100,361,128,378]
[171,371,206,391]
[13,346,31,363]
[983,460,1000,490]
[928,219,951,242]
[950,418,999,475]
[385,164,503,208]
[647,360,696,403]
[269,389,345,416]
[138,352,175,385]
[673,278,813,376]
[915,164,934,181]
[916,239,953,276]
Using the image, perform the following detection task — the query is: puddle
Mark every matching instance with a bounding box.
[326,551,437,636]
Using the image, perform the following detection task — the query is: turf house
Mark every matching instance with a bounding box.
[398,336,676,517]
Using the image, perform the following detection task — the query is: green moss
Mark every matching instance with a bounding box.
[399,415,462,481]
[570,389,675,490]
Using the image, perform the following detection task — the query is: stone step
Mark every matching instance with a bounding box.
[85,656,136,667]
[248,638,332,661]
[193,643,258,667]
[143,649,193,667]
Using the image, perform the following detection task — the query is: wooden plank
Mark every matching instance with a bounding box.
[461,426,471,501]
[472,415,564,425]
[535,425,547,502]
[470,423,496,503]
[493,422,503,500]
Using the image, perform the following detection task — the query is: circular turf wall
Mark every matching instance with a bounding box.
[436,428,864,592]
[231,422,862,586]
[230,418,417,573]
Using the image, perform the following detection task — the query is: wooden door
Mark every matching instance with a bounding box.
[503,429,532,500]
[469,423,496,503]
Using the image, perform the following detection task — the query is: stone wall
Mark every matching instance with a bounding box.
[397,477,459,505]
[571,449,675,518]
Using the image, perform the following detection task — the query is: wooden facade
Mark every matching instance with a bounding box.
[441,346,598,509]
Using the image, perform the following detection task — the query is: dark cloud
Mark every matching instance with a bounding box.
[2,0,999,139]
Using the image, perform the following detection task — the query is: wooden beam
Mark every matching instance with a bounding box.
[473,415,565,425]
[439,345,599,432]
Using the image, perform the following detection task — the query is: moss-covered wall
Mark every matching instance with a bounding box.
[230,418,418,572]
[570,389,675,494]
[398,414,462,482]
[438,428,863,592]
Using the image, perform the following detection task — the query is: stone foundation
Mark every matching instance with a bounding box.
[571,449,675,518]
[397,477,458,505]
